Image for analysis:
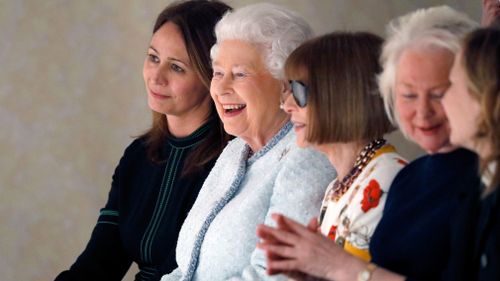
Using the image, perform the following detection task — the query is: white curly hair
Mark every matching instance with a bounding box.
[210,3,313,80]
[378,5,478,131]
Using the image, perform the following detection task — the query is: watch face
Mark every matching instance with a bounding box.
[336,236,345,247]
[358,263,377,281]
[359,270,371,281]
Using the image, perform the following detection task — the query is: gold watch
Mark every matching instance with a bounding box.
[357,263,377,281]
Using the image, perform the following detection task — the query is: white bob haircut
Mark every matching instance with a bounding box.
[210,3,313,80]
[378,5,477,129]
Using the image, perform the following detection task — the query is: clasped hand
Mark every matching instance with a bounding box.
[256,213,350,281]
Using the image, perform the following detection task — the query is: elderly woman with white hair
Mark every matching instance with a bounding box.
[160,3,335,281]
[369,5,479,281]
[257,6,479,281]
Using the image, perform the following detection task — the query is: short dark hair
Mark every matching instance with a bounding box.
[285,32,394,144]
[143,0,232,176]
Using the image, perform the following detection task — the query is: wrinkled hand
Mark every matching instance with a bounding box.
[256,213,350,280]
[482,0,500,27]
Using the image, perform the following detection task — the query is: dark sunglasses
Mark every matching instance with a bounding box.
[289,80,309,108]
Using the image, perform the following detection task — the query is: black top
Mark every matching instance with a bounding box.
[444,174,500,281]
[471,183,500,280]
[370,149,479,281]
[55,121,217,281]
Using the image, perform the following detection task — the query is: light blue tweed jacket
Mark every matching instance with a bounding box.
[161,122,335,281]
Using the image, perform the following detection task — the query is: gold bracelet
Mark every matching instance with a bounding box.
[357,263,377,281]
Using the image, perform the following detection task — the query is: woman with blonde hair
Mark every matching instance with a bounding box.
[443,27,500,281]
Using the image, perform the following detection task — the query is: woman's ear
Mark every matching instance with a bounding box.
[281,80,290,94]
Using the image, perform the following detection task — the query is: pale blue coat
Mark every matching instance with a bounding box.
[161,122,335,281]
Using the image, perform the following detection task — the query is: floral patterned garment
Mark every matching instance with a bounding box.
[318,145,407,261]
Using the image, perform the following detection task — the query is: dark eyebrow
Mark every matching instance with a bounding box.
[147,46,190,66]
[168,57,189,66]
[148,46,159,53]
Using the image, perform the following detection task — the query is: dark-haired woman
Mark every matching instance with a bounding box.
[263,30,406,263]
[55,1,232,280]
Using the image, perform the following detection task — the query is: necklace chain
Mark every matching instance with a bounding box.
[247,148,254,159]
[329,138,386,202]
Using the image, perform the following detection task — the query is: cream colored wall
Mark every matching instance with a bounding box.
[0,1,480,280]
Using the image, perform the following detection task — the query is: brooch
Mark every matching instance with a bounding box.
[278,147,290,161]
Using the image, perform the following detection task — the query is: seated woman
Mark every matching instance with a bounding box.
[280,32,406,261]
[442,27,500,281]
[160,3,335,281]
[370,6,480,280]
[257,6,479,281]
[55,1,232,280]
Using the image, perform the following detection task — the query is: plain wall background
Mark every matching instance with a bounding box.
[0,1,480,280]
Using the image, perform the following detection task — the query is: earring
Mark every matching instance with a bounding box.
[279,100,285,110]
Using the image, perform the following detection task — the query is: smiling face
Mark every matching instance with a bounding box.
[143,22,211,120]
[442,52,481,151]
[394,48,454,153]
[210,39,288,148]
